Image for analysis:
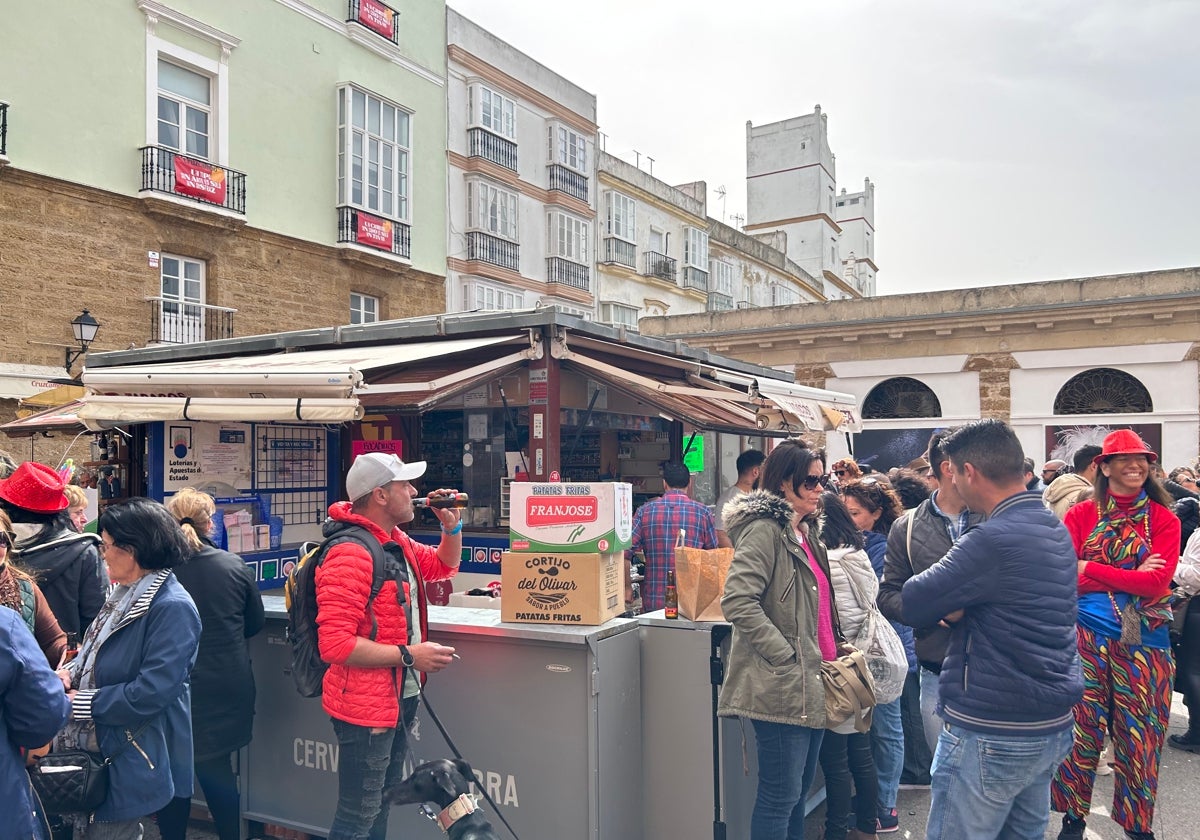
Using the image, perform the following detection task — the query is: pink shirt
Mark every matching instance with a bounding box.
[796,527,838,661]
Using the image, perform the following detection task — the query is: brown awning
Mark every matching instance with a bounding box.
[1,400,89,437]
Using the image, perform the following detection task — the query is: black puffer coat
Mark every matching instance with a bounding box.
[172,539,266,760]
[15,528,106,636]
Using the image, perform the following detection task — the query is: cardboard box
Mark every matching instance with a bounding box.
[448,592,503,610]
[501,551,624,625]
[508,482,633,553]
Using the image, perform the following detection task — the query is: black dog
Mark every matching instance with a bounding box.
[385,758,500,840]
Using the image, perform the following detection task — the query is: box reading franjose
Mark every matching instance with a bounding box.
[508,482,633,553]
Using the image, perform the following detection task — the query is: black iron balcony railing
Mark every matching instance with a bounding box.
[337,205,411,259]
[682,265,709,292]
[546,257,590,291]
[468,127,518,172]
[642,251,676,282]
[548,164,588,202]
[0,101,8,158]
[707,291,734,312]
[148,297,236,344]
[466,231,520,271]
[140,146,247,215]
[347,0,400,45]
[602,237,636,268]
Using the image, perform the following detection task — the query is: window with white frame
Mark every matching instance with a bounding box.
[710,259,734,296]
[600,301,639,330]
[683,227,709,268]
[606,191,636,242]
[465,280,523,312]
[469,85,516,139]
[338,85,411,221]
[547,212,589,263]
[350,292,379,324]
[157,59,212,159]
[159,255,205,343]
[467,181,519,240]
[548,124,587,171]
[773,283,801,306]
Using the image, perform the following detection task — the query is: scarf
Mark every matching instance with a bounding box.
[0,562,20,615]
[1081,490,1172,644]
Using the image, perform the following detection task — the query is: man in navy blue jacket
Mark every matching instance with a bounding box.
[901,419,1083,840]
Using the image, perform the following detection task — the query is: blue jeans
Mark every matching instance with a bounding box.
[328,697,419,840]
[919,667,942,758]
[927,723,1074,840]
[750,719,824,840]
[870,696,903,815]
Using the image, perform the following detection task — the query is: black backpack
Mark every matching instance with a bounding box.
[285,525,399,698]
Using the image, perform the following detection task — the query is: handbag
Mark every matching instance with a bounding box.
[821,647,877,733]
[29,723,149,816]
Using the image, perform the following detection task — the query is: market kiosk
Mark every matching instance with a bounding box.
[3,309,860,838]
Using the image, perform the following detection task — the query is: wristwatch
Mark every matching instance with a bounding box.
[398,644,414,668]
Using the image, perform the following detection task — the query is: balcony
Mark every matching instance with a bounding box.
[337,205,411,259]
[546,257,590,291]
[468,127,518,172]
[148,297,236,345]
[140,146,247,215]
[466,231,520,271]
[0,101,8,162]
[548,164,588,202]
[346,0,399,45]
[602,237,636,268]
[708,291,734,312]
[642,251,676,282]
[681,265,709,292]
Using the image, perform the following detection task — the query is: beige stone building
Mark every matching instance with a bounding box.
[640,266,1200,470]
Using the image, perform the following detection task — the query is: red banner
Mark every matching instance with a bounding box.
[173,157,227,204]
[356,212,394,251]
[357,0,395,39]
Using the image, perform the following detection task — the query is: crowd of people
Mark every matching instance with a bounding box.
[716,424,1199,840]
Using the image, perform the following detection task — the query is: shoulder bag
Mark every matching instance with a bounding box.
[29,722,150,816]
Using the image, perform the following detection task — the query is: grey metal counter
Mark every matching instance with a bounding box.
[246,600,641,840]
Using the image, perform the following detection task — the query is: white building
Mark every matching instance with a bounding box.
[745,105,875,299]
[836,178,877,297]
[444,9,597,318]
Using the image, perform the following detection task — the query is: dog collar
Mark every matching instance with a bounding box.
[436,793,479,832]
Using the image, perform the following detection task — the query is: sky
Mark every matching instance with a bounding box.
[448,0,1200,295]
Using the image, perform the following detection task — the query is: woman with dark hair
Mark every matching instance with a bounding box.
[817,492,878,840]
[0,461,106,636]
[53,497,201,839]
[840,478,909,833]
[156,488,265,840]
[718,440,836,840]
[1051,431,1180,840]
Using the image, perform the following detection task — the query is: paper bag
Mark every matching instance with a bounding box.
[674,543,735,621]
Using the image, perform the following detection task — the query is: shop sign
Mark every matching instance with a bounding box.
[352,439,402,458]
[356,212,394,251]
[529,369,548,405]
[681,436,705,473]
[357,0,395,40]
[174,157,227,204]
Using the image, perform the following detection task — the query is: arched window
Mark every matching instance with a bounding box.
[1053,368,1152,415]
[862,377,942,419]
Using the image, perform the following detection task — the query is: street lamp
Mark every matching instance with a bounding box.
[65,309,100,374]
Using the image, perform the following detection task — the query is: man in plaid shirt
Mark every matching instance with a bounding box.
[629,461,718,611]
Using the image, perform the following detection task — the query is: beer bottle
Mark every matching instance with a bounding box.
[414,492,469,510]
[664,569,679,619]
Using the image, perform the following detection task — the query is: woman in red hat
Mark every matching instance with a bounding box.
[0,461,107,637]
[1050,429,1180,840]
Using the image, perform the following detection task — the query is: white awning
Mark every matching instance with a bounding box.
[0,364,67,400]
[82,335,523,398]
[749,379,862,433]
[77,396,363,426]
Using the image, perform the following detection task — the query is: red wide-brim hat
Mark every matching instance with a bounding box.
[0,461,69,513]
[1093,429,1158,466]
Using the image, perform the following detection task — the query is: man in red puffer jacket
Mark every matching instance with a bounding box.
[315,453,462,840]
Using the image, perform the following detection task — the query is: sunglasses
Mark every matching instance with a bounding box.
[0,532,12,550]
[833,469,848,477]
[800,475,832,491]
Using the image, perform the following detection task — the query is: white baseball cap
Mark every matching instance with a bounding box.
[345,453,427,502]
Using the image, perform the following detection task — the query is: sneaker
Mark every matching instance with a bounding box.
[876,809,898,833]
[1057,814,1086,840]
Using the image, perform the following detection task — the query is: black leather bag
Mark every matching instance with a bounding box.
[28,750,110,815]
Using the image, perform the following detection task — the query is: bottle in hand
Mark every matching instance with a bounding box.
[414,492,469,510]
[664,569,678,619]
